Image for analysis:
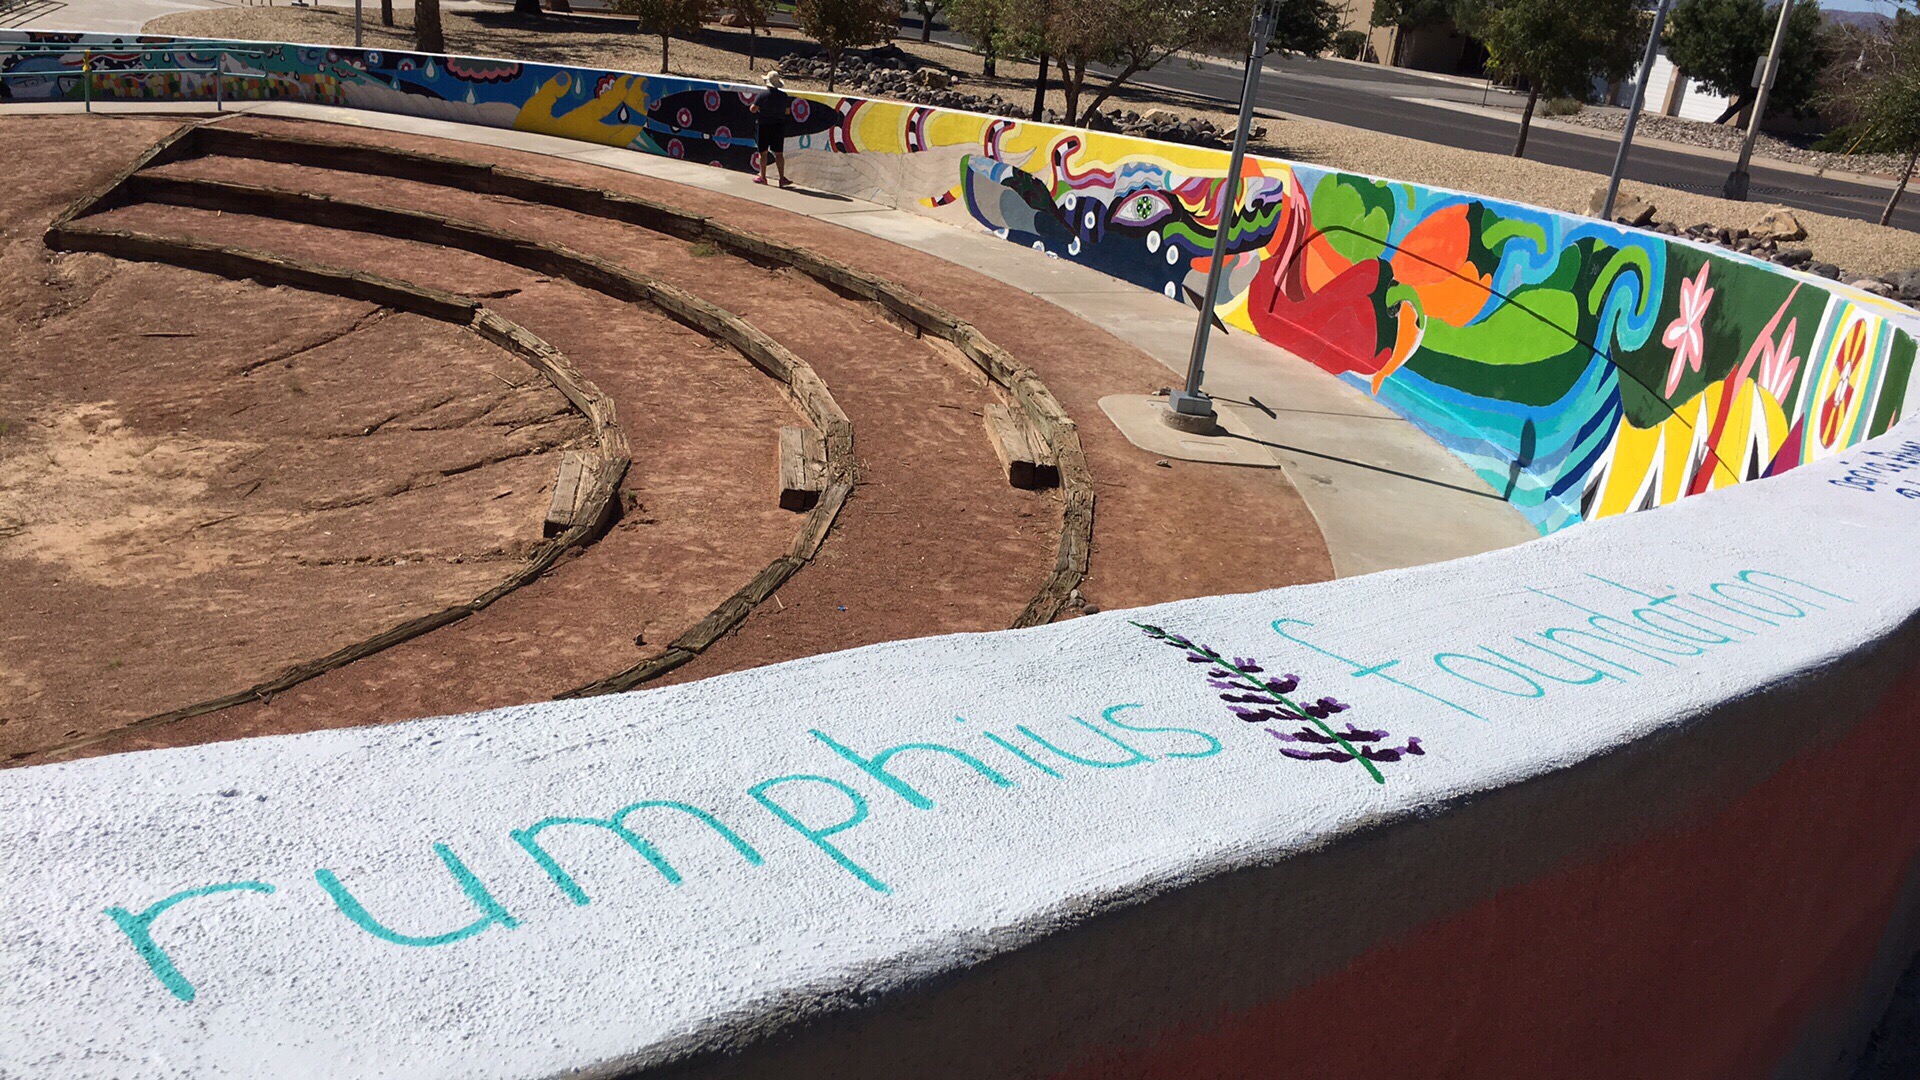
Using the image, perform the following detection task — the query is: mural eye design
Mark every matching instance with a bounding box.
[703,90,721,111]
[1111,191,1173,228]
[791,99,811,122]
[613,103,633,125]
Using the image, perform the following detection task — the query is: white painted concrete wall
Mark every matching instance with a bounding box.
[4,421,1918,1077]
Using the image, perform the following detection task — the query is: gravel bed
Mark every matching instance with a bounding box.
[1552,106,1911,178]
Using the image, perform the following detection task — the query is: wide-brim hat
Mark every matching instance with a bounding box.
[764,71,784,88]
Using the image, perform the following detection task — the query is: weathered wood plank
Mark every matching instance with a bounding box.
[984,403,1051,489]
[779,426,825,511]
[545,451,589,536]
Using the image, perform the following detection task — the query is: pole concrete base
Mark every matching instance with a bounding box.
[1162,390,1221,435]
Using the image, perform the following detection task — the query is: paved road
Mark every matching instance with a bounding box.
[1125,51,1919,234]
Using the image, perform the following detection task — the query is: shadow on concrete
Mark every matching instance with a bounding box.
[0,0,61,29]
[778,185,852,202]
[1224,430,1508,500]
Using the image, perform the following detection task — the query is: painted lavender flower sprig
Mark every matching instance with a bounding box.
[1133,621,1425,785]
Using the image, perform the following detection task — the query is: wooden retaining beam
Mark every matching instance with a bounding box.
[778,426,826,511]
[545,451,594,536]
[982,404,1059,490]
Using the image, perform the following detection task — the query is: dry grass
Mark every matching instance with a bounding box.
[147,4,1920,274]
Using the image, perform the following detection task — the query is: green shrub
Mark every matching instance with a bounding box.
[1333,29,1367,59]
[1542,96,1585,116]
[1810,122,1862,154]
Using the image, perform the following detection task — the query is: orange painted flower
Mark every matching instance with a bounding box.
[1390,204,1492,327]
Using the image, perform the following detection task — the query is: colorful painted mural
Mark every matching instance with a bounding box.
[4,29,1915,533]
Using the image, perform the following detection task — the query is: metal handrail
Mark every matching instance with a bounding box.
[0,50,273,112]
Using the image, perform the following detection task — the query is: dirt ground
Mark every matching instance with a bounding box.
[4,113,1330,764]
[145,4,1920,275]
[0,116,592,754]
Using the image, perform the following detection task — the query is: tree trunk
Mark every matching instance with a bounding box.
[1713,92,1750,125]
[748,28,758,71]
[380,0,393,27]
[1059,54,1079,125]
[513,0,542,14]
[661,33,671,73]
[920,9,932,42]
[982,41,995,78]
[1885,146,1918,227]
[1031,50,1048,120]
[1078,59,1142,125]
[828,48,840,92]
[1513,85,1537,157]
[414,0,445,54]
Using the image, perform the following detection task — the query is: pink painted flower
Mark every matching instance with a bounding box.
[1755,317,1801,404]
[1661,264,1715,397]
[1736,284,1804,406]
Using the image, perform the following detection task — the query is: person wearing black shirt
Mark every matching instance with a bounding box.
[752,70,793,188]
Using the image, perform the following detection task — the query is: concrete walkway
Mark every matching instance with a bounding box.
[2,97,1539,575]
[1,0,227,34]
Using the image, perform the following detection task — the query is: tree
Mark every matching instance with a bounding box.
[381,0,394,28]
[1461,0,1638,156]
[734,0,773,69]
[612,0,714,72]
[1370,0,1450,29]
[1045,0,1333,126]
[796,0,899,88]
[954,0,1056,118]
[1666,0,1829,123]
[1010,0,1056,119]
[911,0,946,41]
[1823,9,1920,224]
[946,0,1004,74]
[415,0,447,54]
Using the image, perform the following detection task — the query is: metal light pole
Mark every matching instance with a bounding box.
[355,0,365,47]
[1724,0,1793,201]
[1601,0,1674,221]
[1165,0,1278,435]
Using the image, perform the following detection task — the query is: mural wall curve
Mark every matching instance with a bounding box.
[3,28,1916,533]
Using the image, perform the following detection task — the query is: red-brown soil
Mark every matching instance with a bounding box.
[142,151,1066,682]
[212,115,1335,612]
[3,113,1332,765]
[0,118,590,754]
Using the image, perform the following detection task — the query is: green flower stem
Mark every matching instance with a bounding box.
[1133,622,1386,785]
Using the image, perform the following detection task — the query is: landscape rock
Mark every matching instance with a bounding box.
[1751,206,1807,243]
[1809,263,1842,279]
[913,68,951,90]
[1885,269,1920,302]
[1618,198,1656,227]
[1774,246,1813,266]
[1849,278,1895,297]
